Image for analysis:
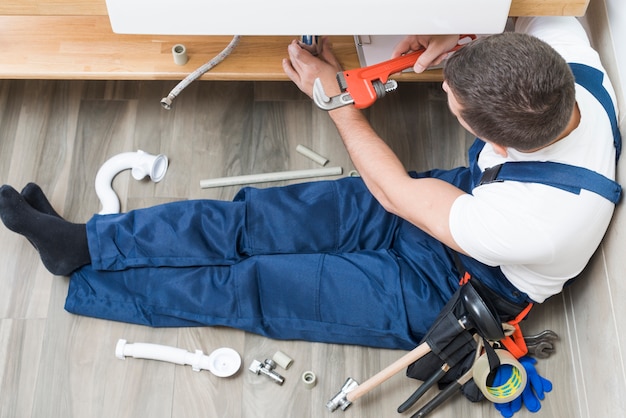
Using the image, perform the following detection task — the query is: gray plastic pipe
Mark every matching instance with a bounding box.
[95,150,168,215]
[199,166,343,189]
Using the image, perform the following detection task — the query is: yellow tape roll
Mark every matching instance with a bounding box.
[473,349,527,404]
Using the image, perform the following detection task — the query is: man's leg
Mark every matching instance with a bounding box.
[88,177,400,271]
[66,249,424,350]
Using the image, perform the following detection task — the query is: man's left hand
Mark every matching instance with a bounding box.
[282,37,343,99]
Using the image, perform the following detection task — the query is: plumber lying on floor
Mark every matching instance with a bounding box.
[0,16,620,416]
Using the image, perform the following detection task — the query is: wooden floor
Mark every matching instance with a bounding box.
[0,79,580,417]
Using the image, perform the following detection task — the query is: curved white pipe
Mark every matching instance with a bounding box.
[115,339,241,377]
[95,150,168,215]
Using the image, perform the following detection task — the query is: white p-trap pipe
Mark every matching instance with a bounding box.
[200,166,343,189]
[95,150,168,215]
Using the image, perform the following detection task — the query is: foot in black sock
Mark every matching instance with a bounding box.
[21,183,62,218]
[0,184,91,276]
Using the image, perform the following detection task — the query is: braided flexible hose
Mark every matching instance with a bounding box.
[161,35,241,110]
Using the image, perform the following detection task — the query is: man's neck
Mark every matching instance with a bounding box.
[522,102,581,153]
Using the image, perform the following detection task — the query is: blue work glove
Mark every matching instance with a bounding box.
[492,356,553,417]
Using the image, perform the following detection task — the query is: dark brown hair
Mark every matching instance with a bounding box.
[443,32,575,151]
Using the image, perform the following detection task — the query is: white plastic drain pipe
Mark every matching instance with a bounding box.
[115,339,242,377]
[95,150,168,215]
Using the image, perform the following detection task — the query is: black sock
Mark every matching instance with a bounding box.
[0,184,91,276]
[21,183,62,218]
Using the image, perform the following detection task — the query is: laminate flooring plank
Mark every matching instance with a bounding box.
[67,96,137,216]
[4,80,82,198]
[423,82,475,169]
[33,314,179,417]
[255,80,350,179]
[523,296,579,418]
[364,82,433,172]
[253,81,309,102]
[366,82,473,172]
[173,327,246,417]
[0,80,23,180]
[560,253,619,418]
[0,319,45,417]
[189,81,256,201]
[79,80,141,102]
[130,80,188,202]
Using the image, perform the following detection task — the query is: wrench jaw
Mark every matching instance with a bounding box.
[312,78,355,111]
[312,77,399,111]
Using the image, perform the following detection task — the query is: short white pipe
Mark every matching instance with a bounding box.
[296,144,329,166]
[172,44,188,65]
[95,150,168,215]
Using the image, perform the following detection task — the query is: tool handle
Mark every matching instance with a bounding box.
[345,50,423,85]
[397,367,448,413]
[346,342,431,402]
[411,371,473,418]
[351,34,475,83]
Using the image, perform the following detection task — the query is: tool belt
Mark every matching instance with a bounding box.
[406,277,530,402]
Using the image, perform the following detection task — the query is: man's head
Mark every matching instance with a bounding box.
[443,32,576,152]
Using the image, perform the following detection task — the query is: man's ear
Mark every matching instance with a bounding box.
[491,143,508,157]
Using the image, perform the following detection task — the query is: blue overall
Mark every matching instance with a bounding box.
[64,64,620,350]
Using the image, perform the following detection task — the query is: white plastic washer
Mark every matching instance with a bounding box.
[301,371,317,389]
[206,347,241,377]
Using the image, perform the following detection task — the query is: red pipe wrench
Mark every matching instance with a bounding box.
[313,35,476,111]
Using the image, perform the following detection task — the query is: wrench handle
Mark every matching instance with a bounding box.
[346,341,431,403]
[341,35,476,109]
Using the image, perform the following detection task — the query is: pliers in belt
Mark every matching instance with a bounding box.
[313,35,476,111]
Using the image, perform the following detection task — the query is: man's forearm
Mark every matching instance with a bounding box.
[329,106,411,211]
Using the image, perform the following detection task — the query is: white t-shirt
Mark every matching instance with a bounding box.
[449,17,619,303]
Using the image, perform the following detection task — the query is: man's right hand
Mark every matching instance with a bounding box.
[391,35,461,73]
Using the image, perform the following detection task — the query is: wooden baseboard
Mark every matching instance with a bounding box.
[0,16,445,81]
[0,0,589,81]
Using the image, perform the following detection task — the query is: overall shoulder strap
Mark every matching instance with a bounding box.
[569,63,621,160]
[476,63,622,204]
[479,161,621,204]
